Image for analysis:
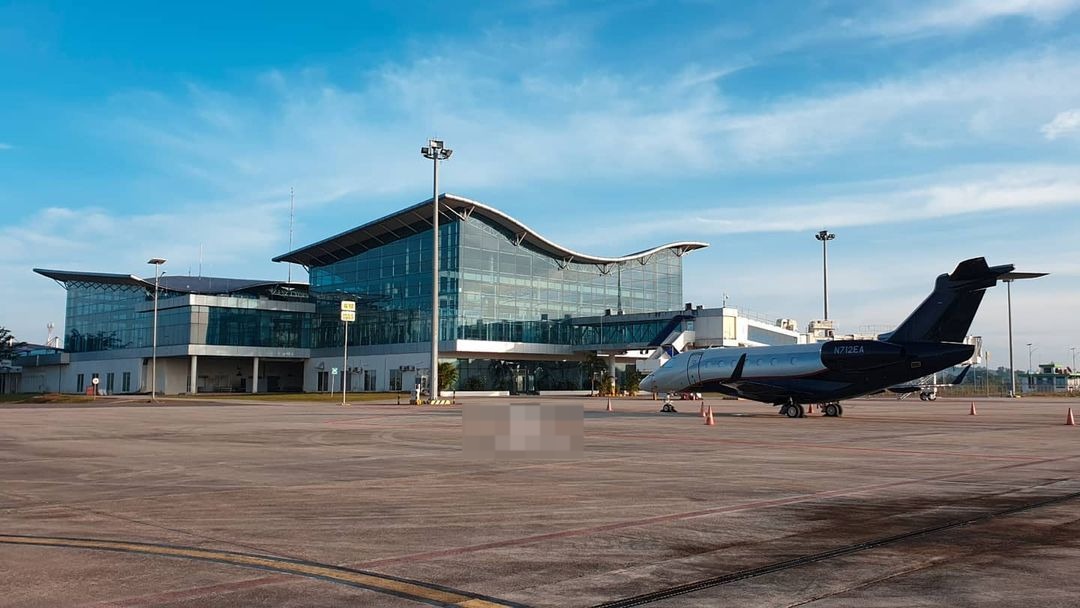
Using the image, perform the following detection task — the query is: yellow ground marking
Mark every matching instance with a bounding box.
[0,534,520,608]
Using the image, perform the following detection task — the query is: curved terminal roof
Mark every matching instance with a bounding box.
[273,194,709,268]
[33,269,308,294]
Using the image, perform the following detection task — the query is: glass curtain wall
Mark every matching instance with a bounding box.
[307,215,684,349]
[455,216,683,342]
[65,283,311,352]
[65,284,153,352]
[308,222,459,348]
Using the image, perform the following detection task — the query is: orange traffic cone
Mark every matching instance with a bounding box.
[704,406,715,426]
[1066,408,1075,426]
[807,404,815,414]
[969,402,977,416]
[606,399,613,413]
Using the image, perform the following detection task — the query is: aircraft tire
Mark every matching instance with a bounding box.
[837,404,844,416]
[825,403,840,417]
[785,404,803,418]
[927,393,937,401]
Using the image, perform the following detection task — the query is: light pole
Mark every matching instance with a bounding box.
[1027,343,1037,374]
[1070,347,1076,371]
[147,258,166,402]
[1002,272,1048,397]
[421,139,452,402]
[814,230,835,319]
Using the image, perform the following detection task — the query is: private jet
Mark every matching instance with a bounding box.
[639,257,1040,418]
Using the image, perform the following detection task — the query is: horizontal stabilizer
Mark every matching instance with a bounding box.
[882,257,1015,344]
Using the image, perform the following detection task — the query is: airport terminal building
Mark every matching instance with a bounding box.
[25,194,803,395]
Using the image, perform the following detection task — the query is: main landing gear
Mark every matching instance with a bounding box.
[779,401,805,418]
[778,401,844,418]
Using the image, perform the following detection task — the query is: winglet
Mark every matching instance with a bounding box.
[730,353,747,382]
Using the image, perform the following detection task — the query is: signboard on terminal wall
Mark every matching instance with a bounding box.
[331,368,338,375]
[340,300,356,312]
[340,310,356,322]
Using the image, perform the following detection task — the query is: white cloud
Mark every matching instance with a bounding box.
[91,46,1080,208]
[720,51,1080,162]
[586,164,1080,243]
[1041,108,1080,139]
[0,142,12,150]
[868,0,1080,37]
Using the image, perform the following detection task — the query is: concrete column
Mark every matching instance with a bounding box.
[607,354,617,395]
[190,355,198,395]
[252,357,260,394]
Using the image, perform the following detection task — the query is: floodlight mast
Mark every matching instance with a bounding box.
[814,230,835,320]
[147,258,167,402]
[421,139,452,402]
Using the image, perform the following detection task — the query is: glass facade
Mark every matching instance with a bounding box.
[455,358,591,393]
[308,215,684,348]
[309,222,456,348]
[65,284,152,352]
[64,284,310,353]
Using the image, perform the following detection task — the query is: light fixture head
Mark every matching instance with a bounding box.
[147,258,167,265]
[422,139,452,160]
[815,230,835,242]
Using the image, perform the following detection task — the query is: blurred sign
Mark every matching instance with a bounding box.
[340,310,356,322]
[340,300,356,312]
[331,367,338,375]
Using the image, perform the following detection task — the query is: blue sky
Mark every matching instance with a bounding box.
[2,0,1079,368]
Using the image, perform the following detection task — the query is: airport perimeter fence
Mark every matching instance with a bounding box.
[936,383,1079,399]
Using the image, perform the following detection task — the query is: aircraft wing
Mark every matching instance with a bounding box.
[723,380,825,403]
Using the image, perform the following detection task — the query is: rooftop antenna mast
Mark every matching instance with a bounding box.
[198,244,203,278]
[288,187,295,283]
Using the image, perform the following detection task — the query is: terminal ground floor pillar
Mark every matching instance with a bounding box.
[252,357,260,394]
[189,355,198,394]
[608,354,617,394]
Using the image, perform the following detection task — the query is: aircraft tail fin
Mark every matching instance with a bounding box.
[882,258,1013,344]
